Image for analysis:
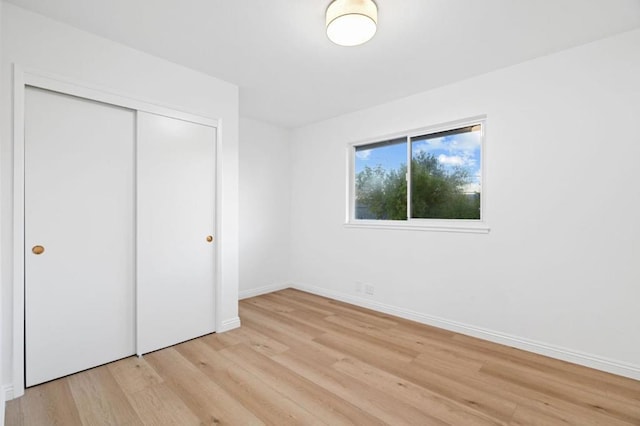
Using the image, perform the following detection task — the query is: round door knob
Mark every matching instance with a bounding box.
[32,245,45,255]
[206,235,213,243]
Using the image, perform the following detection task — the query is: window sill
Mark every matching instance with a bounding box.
[344,220,490,234]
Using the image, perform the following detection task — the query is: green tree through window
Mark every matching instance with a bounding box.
[354,122,482,221]
[356,163,408,220]
[410,151,479,219]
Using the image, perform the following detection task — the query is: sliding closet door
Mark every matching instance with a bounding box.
[25,87,136,386]
[137,112,216,354]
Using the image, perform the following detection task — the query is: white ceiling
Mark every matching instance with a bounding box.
[6,0,640,128]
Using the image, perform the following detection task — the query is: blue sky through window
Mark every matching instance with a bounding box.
[412,131,481,193]
[355,129,481,194]
[355,141,406,174]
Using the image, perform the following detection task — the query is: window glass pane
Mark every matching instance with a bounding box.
[355,138,407,220]
[410,125,481,219]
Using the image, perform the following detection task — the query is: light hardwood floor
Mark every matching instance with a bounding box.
[5,289,640,425]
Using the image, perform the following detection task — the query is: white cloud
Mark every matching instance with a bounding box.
[413,139,444,155]
[413,133,481,155]
[355,149,371,160]
[435,151,477,168]
[448,135,481,151]
[437,154,465,165]
[462,182,481,193]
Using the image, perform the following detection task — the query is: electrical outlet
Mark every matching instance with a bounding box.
[364,284,374,295]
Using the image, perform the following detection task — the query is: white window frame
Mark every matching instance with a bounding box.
[346,116,489,234]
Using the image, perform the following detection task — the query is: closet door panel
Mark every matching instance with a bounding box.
[137,111,216,354]
[24,87,136,386]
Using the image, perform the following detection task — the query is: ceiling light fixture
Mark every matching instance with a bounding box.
[326,0,378,47]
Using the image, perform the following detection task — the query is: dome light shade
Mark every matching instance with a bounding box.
[326,0,377,47]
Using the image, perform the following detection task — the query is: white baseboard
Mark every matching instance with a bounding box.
[291,283,640,381]
[218,316,241,333]
[1,385,8,424]
[239,283,289,300]
[3,385,13,401]
[3,384,14,404]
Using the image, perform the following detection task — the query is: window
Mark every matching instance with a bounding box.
[355,138,407,220]
[350,119,487,232]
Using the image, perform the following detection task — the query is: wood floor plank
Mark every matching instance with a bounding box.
[176,339,326,425]
[325,313,467,360]
[508,404,580,426]
[198,327,245,350]
[125,383,201,426]
[242,294,297,314]
[470,365,638,426]
[4,398,23,426]
[5,289,640,426]
[239,313,318,354]
[413,347,485,373]
[262,291,337,317]
[7,378,82,426]
[200,322,290,358]
[107,356,163,394]
[332,356,503,426]
[241,301,327,339]
[67,365,143,426]
[144,347,264,425]
[272,351,445,425]
[269,306,421,360]
[279,288,400,327]
[314,330,418,367]
[218,343,383,425]
[282,338,349,367]
[480,361,640,424]
[109,356,200,426]
[397,360,519,422]
[478,348,640,407]
[404,346,636,426]
[453,332,640,400]
[239,303,323,342]
[233,325,291,357]
[315,331,519,422]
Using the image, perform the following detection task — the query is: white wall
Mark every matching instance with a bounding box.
[289,29,640,379]
[239,117,291,298]
[1,3,240,397]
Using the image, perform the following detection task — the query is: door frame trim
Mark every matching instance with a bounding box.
[12,64,222,397]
